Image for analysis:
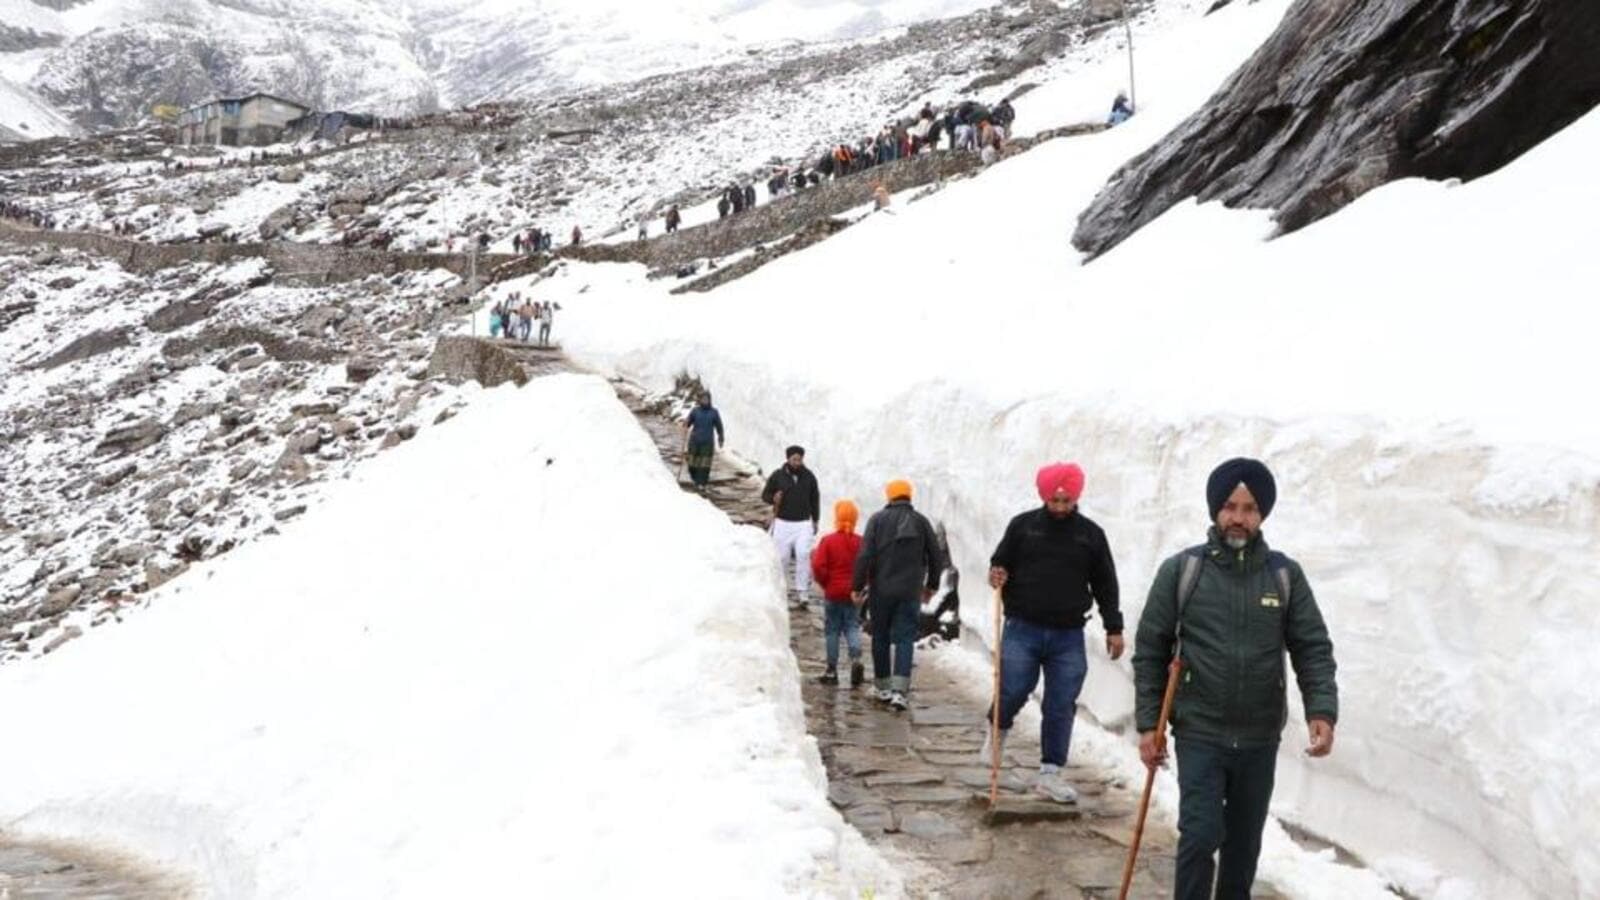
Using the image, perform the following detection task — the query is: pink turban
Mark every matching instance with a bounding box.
[1036,462,1085,502]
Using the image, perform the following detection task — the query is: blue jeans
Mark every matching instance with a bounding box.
[869,593,919,692]
[994,618,1087,767]
[1174,738,1278,900]
[823,602,862,669]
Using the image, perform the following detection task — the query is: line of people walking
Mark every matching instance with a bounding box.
[685,391,1339,897]
[488,295,557,345]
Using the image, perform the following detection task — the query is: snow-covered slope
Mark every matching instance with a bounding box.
[0,73,75,141]
[502,1,1600,897]
[410,0,1003,105]
[0,0,1010,130]
[0,373,899,896]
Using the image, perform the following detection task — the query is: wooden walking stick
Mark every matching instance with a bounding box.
[1119,655,1183,900]
[988,586,1005,809]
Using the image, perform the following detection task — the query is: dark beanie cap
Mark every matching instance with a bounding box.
[1206,458,1276,521]
[785,445,805,458]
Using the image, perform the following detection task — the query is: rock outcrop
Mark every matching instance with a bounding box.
[427,336,530,389]
[1072,0,1600,257]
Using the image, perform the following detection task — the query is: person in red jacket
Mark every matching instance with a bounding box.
[811,499,865,686]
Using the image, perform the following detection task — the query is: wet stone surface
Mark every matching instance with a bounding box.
[613,379,1287,899]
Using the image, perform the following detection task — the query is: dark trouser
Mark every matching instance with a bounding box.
[685,441,714,487]
[869,593,919,692]
[1174,738,1278,900]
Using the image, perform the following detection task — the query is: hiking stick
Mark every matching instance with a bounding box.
[1119,656,1182,900]
[676,431,689,482]
[988,586,1005,809]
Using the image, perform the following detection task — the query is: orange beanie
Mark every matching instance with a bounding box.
[885,478,913,501]
[833,499,859,532]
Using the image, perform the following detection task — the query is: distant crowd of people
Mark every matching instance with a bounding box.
[639,94,1027,239]
[488,295,558,345]
[0,200,55,230]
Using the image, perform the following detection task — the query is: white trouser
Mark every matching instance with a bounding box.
[770,519,815,595]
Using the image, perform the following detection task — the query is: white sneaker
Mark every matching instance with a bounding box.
[876,688,894,703]
[888,691,909,711]
[1034,764,1078,804]
[978,724,1009,763]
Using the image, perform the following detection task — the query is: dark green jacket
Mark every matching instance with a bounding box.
[1132,529,1338,747]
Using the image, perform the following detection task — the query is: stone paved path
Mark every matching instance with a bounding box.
[615,380,1290,899]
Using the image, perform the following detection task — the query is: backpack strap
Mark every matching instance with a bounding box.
[1172,544,1207,654]
[1265,550,1293,616]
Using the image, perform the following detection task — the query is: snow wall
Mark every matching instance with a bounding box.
[539,1,1600,886]
[0,375,900,898]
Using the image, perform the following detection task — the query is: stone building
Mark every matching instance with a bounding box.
[175,93,312,147]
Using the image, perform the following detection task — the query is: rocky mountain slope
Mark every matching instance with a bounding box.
[0,241,477,662]
[5,0,1130,251]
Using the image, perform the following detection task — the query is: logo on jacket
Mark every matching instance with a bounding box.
[1260,594,1281,608]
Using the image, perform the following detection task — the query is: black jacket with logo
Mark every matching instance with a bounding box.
[1131,529,1339,747]
[990,507,1122,633]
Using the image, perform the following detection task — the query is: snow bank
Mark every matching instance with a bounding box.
[526,1,1600,896]
[0,375,898,897]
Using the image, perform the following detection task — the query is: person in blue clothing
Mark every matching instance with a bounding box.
[682,392,724,492]
[1108,92,1134,126]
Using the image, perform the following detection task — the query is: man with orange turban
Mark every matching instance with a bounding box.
[851,479,942,711]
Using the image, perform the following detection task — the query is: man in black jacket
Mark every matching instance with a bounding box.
[761,445,821,606]
[986,462,1122,803]
[1133,458,1338,900]
[851,479,941,710]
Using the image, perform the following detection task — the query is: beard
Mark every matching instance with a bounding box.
[1223,525,1255,549]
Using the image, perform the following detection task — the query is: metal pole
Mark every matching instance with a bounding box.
[1123,1,1138,111]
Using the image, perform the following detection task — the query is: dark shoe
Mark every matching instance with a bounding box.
[849,661,864,686]
[818,669,839,685]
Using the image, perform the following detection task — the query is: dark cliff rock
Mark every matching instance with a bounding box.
[1072,0,1600,258]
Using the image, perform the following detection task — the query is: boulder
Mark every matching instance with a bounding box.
[425,336,528,389]
[32,327,133,370]
[39,584,82,617]
[1072,0,1600,256]
[171,401,220,427]
[94,417,166,456]
[296,305,346,336]
[112,543,155,566]
[275,165,305,184]
[345,355,382,383]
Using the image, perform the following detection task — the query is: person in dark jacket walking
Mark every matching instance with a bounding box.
[985,462,1122,803]
[1132,458,1338,900]
[761,445,821,606]
[681,392,724,492]
[665,205,681,233]
[851,479,941,710]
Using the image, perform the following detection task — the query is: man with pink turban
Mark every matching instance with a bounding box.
[984,461,1124,803]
